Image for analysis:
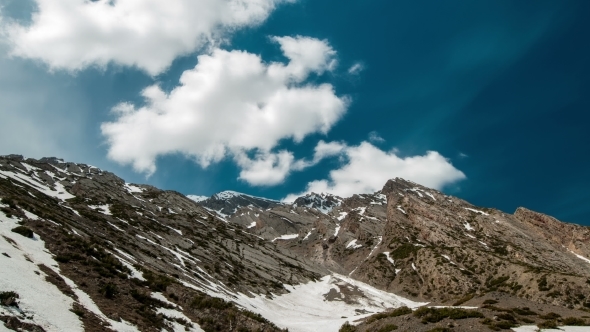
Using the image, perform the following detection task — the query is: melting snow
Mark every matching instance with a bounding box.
[271,234,299,242]
[463,222,474,231]
[22,209,40,220]
[0,170,74,200]
[233,274,426,332]
[513,327,590,332]
[107,221,125,232]
[88,204,112,215]
[396,206,406,214]
[383,252,395,265]
[124,183,145,193]
[465,208,489,216]
[368,236,383,258]
[156,308,204,332]
[569,250,590,264]
[1,210,139,331]
[346,239,363,249]
[337,212,348,221]
[187,195,208,203]
[334,225,341,236]
[247,221,256,229]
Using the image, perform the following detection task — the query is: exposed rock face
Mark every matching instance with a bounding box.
[194,191,282,216]
[0,156,321,331]
[214,178,590,310]
[2,156,590,332]
[293,193,343,214]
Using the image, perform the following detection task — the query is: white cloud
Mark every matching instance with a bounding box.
[283,141,466,201]
[235,150,295,186]
[368,131,385,143]
[347,62,364,75]
[101,36,348,179]
[2,0,290,75]
[235,140,347,186]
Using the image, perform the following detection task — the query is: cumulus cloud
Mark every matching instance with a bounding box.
[283,141,466,201]
[235,150,295,186]
[2,0,291,75]
[235,140,349,186]
[101,36,348,180]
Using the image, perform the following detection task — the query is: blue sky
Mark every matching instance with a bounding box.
[1,0,589,224]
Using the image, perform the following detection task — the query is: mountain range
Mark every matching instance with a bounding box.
[1,155,590,332]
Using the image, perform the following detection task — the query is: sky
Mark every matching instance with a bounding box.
[0,0,589,225]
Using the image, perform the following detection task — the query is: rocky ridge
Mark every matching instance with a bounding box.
[1,154,590,332]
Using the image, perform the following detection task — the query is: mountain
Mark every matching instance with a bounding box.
[190,191,283,217]
[293,192,343,214]
[1,154,590,332]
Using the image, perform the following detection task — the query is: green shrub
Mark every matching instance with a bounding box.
[1,197,17,208]
[190,294,232,310]
[537,320,558,329]
[452,293,474,306]
[539,312,560,320]
[390,243,418,260]
[339,322,356,332]
[562,317,588,326]
[376,324,397,332]
[512,307,537,316]
[367,306,413,323]
[537,275,552,291]
[100,282,118,299]
[133,270,174,291]
[413,307,483,323]
[11,226,34,238]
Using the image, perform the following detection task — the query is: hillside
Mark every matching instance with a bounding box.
[1,155,590,332]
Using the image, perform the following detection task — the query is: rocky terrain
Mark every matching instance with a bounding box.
[1,154,590,332]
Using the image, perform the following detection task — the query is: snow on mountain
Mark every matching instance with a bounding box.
[3,156,590,332]
[186,195,208,203]
[293,192,343,214]
[194,190,282,216]
[233,274,426,332]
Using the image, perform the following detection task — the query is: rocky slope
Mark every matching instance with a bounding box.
[1,154,590,332]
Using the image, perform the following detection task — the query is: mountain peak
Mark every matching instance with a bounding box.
[194,190,282,216]
[293,192,343,214]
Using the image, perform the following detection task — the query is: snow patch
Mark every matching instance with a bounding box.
[187,195,208,203]
[569,250,590,264]
[124,183,145,193]
[334,225,341,237]
[233,274,426,332]
[88,204,112,215]
[271,234,299,242]
[383,252,395,265]
[346,239,363,249]
[465,208,489,216]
